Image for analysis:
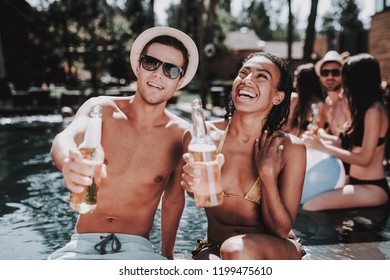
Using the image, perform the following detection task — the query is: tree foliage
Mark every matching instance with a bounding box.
[29,0,156,91]
[319,0,364,34]
[319,0,365,52]
[23,0,313,93]
[319,12,338,50]
[336,0,364,32]
[302,0,319,62]
[240,0,272,40]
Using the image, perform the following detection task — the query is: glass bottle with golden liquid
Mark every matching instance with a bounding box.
[307,103,319,135]
[188,99,223,207]
[69,105,104,214]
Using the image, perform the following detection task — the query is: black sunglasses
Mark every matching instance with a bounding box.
[140,55,184,80]
[320,69,341,77]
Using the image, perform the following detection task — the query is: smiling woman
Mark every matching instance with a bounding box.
[181,52,307,260]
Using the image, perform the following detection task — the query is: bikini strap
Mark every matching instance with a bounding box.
[216,120,231,154]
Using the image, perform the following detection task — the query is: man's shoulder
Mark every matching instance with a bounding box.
[81,95,131,111]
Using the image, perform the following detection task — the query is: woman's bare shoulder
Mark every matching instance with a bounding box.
[274,131,306,151]
[275,132,306,168]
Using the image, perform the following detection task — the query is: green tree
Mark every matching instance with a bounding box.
[36,0,122,91]
[167,0,198,38]
[220,0,232,13]
[31,0,155,92]
[319,0,365,53]
[319,12,337,50]
[124,0,154,34]
[240,0,273,41]
[167,0,236,106]
[336,0,364,32]
[302,0,319,62]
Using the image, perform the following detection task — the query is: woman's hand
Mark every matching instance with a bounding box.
[301,131,327,151]
[255,130,285,181]
[181,152,224,193]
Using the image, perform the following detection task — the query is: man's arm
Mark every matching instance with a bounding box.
[160,159,185,259]
[51,113,89,172]
[50,96,120,192]
[52,96,114,168]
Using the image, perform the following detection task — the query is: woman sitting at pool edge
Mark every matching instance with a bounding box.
[181,52,307,260]
[302,53,390,211]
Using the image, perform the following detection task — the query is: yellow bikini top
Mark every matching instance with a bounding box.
[217,121,261,205]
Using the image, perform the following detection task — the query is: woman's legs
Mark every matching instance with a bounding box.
[219,233,302,260]
[302,184,388,211]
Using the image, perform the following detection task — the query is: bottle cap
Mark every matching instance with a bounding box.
[191,98,202,109]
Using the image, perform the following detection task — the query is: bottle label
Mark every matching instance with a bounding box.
[69,147,104,214]
[188,144,217,162]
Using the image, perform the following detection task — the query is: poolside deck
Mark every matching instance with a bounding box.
[304,241,390,259]
[296,204,390,260]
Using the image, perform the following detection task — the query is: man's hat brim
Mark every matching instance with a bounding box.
[130,27,199,89]
[315,50,343,76]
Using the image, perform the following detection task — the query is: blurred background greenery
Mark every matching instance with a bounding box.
[0,0,379,108]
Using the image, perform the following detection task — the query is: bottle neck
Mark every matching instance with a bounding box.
[192,106,208,139]
[311,104,318,125]
[79,105,102,149]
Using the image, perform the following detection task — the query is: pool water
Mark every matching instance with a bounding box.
[1,115,389,260]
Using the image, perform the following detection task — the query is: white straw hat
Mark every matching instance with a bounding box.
[315,50,343,76]
[130,27,199,89]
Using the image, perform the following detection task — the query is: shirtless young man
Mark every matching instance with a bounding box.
[48,27,199,260]
[182,53,307,260]
[315,50,350,137]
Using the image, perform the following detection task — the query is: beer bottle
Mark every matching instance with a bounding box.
[69,105,104,214]
[307,103,319,135]
[188,99,223,207]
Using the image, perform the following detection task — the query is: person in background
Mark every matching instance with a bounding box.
[314,50,352,178]
[285,63,344,205]
[181,52,306,259]
[302,53,389,211]
[284,63,327,137]
[48,27,199,259]
[315,50,350,138]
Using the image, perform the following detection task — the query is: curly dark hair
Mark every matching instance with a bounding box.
[291,63,324,131]
[224,52,293,135]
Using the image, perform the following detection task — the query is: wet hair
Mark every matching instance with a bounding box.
[141,35,189,74]
[291,63,324,131]
[224,52,293,135]
[342,53,385,137]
